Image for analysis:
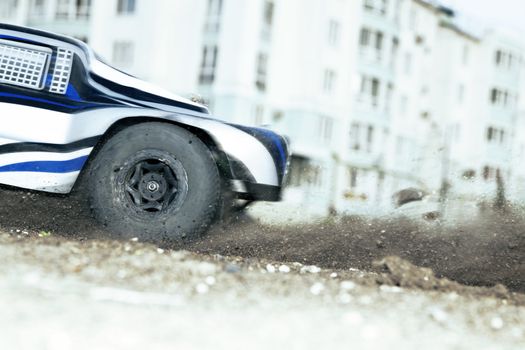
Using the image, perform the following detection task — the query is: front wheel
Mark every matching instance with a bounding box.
[85,122,222,242]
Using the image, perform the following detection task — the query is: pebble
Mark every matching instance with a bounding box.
[490,317,504,330]
[379,285,403,293]
[330,272,338,278]
[156,248,165,254]
[340,281,356,290]
[310,282,325,295]
[225,264,241,274]
[301,265,321,274]
[428,306,448,324]
[130,237,139,242]
[278,265,290,273]
[205,276,216,286]
[266,264,276,273]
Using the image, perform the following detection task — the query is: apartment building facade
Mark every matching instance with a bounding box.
[1,0,524,218]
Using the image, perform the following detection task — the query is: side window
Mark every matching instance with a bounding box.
[49,48,74,95]
[0,39,52,90]
[0,39,74,95]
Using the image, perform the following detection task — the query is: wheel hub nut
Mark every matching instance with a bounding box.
[147,181,159,192]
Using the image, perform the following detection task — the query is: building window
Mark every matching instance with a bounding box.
[349,168,358,189]
[288,156,323,188]
[253,105,264,125]
[328,20,340,47]
[263,0,274,27]
[486,127,506,145]
[0,0,18,18]
[404,52,412,75]
[319,116,334,144]
[462,45,469,65]
[399,95,408,114]
[76,0,91,19]
[323,69,336,94]
[199,45,218,85]
[490,88,514,108]
[458,84,465,104]
[350,123,360,151]
[117,0,136,15]
[360,76,380,106]
[30,0,45,17]
[255,53,268,92]
[56,0,70,19]
[483,166,499,181]
[359,28,384,51]
[112,41,134,68]
[366,125,374,153]
[359,28,370,46]
[207,0,223,16]
[205,0,223,32]
[385,83,394,112]
[495,49,517,70]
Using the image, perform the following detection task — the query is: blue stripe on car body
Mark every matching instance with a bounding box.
[0,156,88,173]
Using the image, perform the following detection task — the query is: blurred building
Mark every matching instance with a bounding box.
[1,0,524,218]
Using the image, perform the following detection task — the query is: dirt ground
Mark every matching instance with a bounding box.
[1,186,524,292]
[1,186,525,349]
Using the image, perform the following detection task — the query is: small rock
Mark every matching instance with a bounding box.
[490,317,504,330]
[205,276,216,286]
[340,281,356,290]
[301,265,321,274]
[225,264,241,274]
[428,307,448,324]
[266,264,276,273]
[310,282,325,295]
[379,285,403,293]
[130,237,139,242]
[330,272,338,278]
[156,248,165,254]
[278,265,290,273]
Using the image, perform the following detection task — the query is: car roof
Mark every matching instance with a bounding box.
[0,23,89,53]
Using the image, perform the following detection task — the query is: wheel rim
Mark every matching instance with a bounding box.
[121,152,188,214]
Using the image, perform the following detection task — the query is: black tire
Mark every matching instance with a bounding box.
[86,122,222,242]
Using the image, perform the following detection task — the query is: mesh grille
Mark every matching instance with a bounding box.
[49,48,73,94]
[0,40,51,90]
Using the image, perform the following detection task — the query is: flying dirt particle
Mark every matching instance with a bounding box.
[310,282,325,295]
[278,265,290,273]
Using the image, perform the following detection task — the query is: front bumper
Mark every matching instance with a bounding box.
[230,180,282,201]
